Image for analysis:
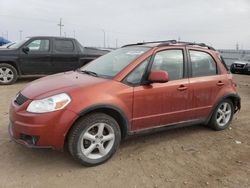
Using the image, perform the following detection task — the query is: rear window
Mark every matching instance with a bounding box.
[55,39,74,52]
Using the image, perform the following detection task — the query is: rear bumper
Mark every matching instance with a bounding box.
[234,94,241,113]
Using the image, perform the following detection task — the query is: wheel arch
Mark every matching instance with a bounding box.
[205,93,241,124]
[0,61,20,75]
[65,104,130,145]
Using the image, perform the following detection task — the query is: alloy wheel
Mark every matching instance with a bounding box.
[0,67,14,83]
[216,102,232,127]
[79,123,115,160]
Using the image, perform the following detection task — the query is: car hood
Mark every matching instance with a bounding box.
[234,60,249,65]
[21,71,108,99]
[0,48,17,54]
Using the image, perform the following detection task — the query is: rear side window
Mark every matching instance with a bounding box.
[190,50,217,77]
[151,49,184,81]
[55,39,74,52]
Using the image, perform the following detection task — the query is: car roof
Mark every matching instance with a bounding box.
[26,36,75,40]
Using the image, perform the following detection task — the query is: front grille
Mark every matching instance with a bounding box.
[234,64,245,69]
[14,93,28,106]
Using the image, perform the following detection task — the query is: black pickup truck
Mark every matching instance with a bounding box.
[0,36,109,85]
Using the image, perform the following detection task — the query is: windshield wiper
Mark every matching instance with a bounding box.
[80,70,99,77]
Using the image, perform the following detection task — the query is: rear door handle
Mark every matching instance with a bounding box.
[217,81,225,86]
[177,85,188,91]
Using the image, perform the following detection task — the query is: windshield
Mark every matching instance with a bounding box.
[80,46,151,78]
[8,38,30,49]
[0,42,14,48]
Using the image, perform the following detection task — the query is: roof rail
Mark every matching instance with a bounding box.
[157,41,216,50]
[122,40,177,47]
[122,40,216,51]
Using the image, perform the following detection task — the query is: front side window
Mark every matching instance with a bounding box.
[27,39,50,51]
[190,50,217,77]
[151,49,184,81]
[81,46,151,78]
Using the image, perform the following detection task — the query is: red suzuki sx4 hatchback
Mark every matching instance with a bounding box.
[9,40,241,166]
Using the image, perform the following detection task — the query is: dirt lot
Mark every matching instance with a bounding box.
[0,74,249,188]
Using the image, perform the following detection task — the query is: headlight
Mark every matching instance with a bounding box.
[27,93,71,113]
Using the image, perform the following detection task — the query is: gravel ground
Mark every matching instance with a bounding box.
[0,74,249,188]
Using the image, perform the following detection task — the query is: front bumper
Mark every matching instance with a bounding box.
[231,65,250,74]
[8,122,53,149]
[9,99,78,150]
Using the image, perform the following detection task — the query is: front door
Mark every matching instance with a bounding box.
[132,48,191,131]
[19,39,52,74]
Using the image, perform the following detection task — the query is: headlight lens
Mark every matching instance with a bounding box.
[27,93,71,113]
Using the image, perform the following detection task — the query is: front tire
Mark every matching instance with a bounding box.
[209,99,234,131]
[68,113,121,166]
[0,63,18,85]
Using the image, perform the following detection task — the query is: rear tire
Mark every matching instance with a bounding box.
[68,113,121,166]
[209,99,234,131]
[0,63,18,85]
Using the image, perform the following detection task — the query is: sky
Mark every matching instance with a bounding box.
[0,0,250,49]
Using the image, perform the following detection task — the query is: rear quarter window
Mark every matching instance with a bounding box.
[217,53,229,71]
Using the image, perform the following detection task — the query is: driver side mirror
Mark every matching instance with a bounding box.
[148,70,169,83]
[22,46,30,54]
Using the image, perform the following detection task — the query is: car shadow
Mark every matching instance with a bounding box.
[7,124,212,169]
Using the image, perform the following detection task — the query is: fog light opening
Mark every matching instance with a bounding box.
[20,134,39,145]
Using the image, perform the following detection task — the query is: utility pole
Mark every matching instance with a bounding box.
[57,18,64,36]
[19,30,23,40]
[116,39,118,48]
[236,43,239,51]
[101,29,106,48]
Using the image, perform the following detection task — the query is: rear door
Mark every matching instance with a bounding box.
[19,38,52,74]
[51,39,80,73]
[187,48,227,119]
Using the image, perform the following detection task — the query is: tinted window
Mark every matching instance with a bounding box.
[27,39,49,52]
[151,50,184,81]
[190,50,217,77]
[55,40,74,52]
[124,57,149,85]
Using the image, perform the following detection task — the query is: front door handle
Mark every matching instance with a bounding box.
[217,81,225,86]
[177,85,188,91]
